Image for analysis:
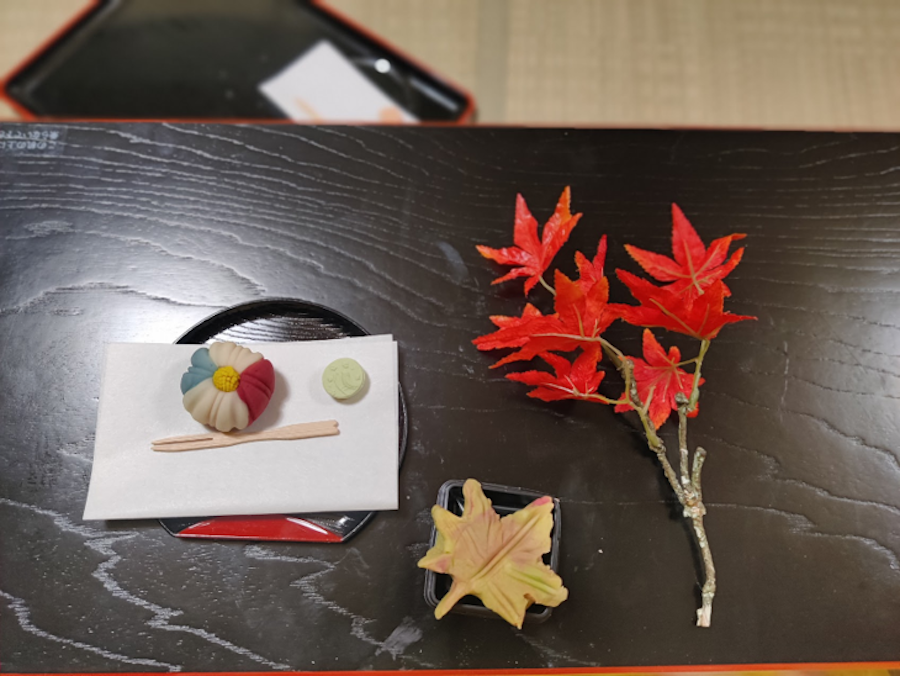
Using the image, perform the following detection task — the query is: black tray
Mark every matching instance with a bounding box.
[3,0,473,121]
[159,298,407,543]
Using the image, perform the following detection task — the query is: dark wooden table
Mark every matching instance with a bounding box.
[0,122,898,673]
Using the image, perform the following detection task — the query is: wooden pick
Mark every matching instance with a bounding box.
[152,420,339,452]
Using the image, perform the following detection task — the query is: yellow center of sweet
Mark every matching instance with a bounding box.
[212,365,241,392]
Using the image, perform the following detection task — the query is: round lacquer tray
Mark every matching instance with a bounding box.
[159,299,407,543]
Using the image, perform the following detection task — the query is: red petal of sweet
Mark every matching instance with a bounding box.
[237,358,275,425]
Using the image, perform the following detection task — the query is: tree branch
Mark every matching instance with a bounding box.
[595,336,718,627]
[688,339,710,410]
[614,350,685,504]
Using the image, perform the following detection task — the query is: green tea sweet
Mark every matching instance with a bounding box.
[322,358,366,400]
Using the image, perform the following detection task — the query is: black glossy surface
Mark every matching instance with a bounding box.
[6,0,469,121]
[0,122,899,672]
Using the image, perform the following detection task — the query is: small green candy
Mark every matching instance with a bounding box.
[322,358,366,400]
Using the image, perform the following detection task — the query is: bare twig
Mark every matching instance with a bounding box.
[607,339,717,627]
[681,506,716,627]
[616,354,685,506]
[677,398,716,627]
[676,392,691,490]
[687,444,715,626]
[692,447,707,500]
[688,339,710,410]
[599,336,624,371]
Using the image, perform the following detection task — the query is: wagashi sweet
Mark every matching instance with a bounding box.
[181,342,275,432]
[322,357,366,400]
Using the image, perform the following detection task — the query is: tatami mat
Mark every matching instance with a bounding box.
[2,0,900,129]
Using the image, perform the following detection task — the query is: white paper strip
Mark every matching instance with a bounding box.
[259,40,417,123]
[83,338,399,520]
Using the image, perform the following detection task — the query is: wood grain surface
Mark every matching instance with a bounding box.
[0,122,899,672]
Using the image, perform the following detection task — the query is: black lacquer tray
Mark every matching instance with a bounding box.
[159,298,407,543]
[2,0,473,121]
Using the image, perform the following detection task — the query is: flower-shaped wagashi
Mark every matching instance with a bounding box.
[180,342,275,432]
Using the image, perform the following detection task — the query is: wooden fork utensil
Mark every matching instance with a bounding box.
[152,420,339,452]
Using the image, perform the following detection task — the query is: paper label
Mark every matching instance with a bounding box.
[259,40,417,123]
[0,126,67,155]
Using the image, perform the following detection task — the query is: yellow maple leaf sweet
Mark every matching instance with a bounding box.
[418,478,568,628]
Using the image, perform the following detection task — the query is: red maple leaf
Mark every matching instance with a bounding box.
[615,329,704,428]
[574,235,607,292]
[616,271,755,341]
[472,303,560,360]
[477,188,582,294]
[553,269,619,345]
[474,304,546,351]
[624,204,745,299]
[473,269,620,367]
[506,346,605,402]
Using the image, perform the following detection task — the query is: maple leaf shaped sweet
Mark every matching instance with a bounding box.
[418,479,568,629]
[477,187,582,294]
[616,271,755,341]
[615,329,704,428]
[507,346,604,402]
[625,204,745,299]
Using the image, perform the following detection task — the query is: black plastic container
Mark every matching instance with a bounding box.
[423,480,562,624]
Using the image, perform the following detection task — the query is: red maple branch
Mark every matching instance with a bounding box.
[475,189,755,627]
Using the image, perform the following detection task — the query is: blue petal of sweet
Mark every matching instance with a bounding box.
[181,348,217,394]
[191,347,218,372]
[181,368,214,394]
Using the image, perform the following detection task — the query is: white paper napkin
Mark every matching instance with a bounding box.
[83,337,399,520]
[259,40,418,123]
